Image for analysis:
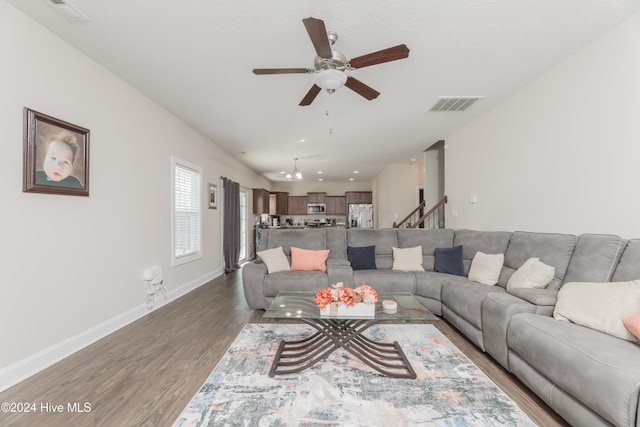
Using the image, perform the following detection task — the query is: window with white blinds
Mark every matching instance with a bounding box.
[172,157,203,266]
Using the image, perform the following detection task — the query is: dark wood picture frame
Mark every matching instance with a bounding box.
[23,108,90,196]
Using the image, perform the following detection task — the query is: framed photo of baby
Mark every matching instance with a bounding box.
[23,108,90,196]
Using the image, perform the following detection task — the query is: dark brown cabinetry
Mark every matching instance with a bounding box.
[269,192,289,215]
[345,191,372,204]
[326,196,346,215]
[307,192,326,203]
[287,196,308,215]
[252,188,270,214]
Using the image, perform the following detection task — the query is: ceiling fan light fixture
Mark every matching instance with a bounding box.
[316,69,347,92]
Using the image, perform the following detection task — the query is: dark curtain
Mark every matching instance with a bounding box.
[222,177,241,273]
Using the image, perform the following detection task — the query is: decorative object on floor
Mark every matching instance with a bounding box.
[23,107,90,196]
[173,323,536,427]
[143,266,167,309]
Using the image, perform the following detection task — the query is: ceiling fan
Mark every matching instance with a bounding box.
[252,17,410,106]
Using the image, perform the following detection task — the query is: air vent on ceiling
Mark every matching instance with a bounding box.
[48,0,89,21]
[429,96,484,112]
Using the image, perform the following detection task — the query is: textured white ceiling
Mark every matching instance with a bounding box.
[7,0,640,182]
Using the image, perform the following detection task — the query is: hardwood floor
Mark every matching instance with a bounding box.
[0,270,568,427]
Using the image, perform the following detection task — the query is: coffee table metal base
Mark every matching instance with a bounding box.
[269,318,416,379]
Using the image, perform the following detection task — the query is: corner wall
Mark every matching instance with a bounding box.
[445,11,640,236]
[0,2,269,389]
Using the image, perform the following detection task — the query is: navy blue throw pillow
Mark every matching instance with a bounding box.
[347,245,376,270]
[434,245,465,276]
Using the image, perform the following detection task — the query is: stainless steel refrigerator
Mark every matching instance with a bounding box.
[348,204,374,229]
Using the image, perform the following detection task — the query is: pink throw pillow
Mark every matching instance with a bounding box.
[621,311,640,341]
[290,247,330,272]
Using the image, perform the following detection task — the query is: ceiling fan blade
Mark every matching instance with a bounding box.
[349,44,410,69]
[302,17,332,59]
[345,77,380,101]
[253,68,313,75]
[299,84,322,106]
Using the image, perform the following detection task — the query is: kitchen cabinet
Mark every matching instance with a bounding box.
[307,192,326,203]
[252,188,270,214]
[326,196,346,215]
[269,192,289,215]
[345,191,372,204]
[287,196,308,215]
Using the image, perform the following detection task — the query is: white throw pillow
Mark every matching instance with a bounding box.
[257,246,290,273]
[553,280,640,342]
[507,257,555,290]
[392,246,425,272]
[468,252,504,286]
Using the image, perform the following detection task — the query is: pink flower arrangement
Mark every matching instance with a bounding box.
[353,283,379,305]
[315,282,377,309]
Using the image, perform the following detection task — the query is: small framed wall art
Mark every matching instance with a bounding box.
[208,183,217,209]
[23,107,90,197]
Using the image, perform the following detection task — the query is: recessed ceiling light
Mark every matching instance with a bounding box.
[349,178,354,181]
[353,170,359,174]
[410,158,416,162]
[317,171,323,174]
[318,178,323,181]
[299,139,306,143]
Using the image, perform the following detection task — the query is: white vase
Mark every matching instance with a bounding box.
[320,302,375,317]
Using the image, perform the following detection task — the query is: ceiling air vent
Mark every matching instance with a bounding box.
[429,96,484,112]
[48,0,89,20]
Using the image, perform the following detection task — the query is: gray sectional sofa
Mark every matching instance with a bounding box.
[242,227,640,427]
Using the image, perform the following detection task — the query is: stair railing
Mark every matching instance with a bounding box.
[392,200,425,229]
[393,195,448,229]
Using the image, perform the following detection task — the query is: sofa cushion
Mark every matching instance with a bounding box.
[507,313,640,427]
[563,233,625,283]
[290,247,330,272]
[612,239,640,282]
[622,311,640,340]
[352,269,415,293]
[507,258,555,290]
[347,229,397,269]
[347,245,376,270]
[434,245,464,276]
[396,229,454,271]
[453,229,512,274]
[553,280,640,342]
[257,247,290,273]
[264,270,328,297]
[392,246,425,272]
[468,252,504,286]
[501,231,576,290]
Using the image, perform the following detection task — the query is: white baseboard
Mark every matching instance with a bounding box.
[0,268,223,392]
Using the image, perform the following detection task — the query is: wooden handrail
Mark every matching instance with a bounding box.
[393,200,426,229]
[409,195,448,228]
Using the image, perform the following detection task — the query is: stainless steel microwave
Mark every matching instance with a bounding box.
[307,203,326,214]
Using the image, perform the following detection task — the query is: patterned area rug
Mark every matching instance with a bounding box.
[173,323,536,427]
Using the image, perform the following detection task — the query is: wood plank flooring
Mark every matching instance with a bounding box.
[0,270,568,427]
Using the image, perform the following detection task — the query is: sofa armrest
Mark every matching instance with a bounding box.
[507,288,558,314]
[242,261,268,309]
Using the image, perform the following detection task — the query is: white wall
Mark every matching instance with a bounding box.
[375,163,421,228]
[445,11,640,237]
[0,2,270,389]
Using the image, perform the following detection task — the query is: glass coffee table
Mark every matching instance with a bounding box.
[263,291,437,379]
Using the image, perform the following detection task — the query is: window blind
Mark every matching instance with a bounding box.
[173,161,202,262]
